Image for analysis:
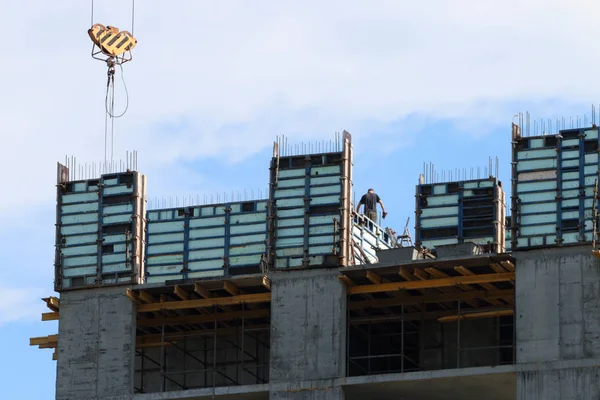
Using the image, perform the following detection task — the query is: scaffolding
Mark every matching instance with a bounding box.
[340,254,516,376]
[128,276,272,392]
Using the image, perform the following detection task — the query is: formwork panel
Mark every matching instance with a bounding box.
[270,150,347,269]
[55,166,146,291]
[511,125,600,250]
[415,177,506,254]
[144,199,268,283]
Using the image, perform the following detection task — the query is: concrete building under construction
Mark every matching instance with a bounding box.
[30,118,600,399]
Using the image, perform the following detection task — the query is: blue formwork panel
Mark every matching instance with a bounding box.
[55,167,146,291]
[351,214,393,263]
[272,153,344,268]
[144,200,268,284]
[511,126,600,250]
[415,178,506,253]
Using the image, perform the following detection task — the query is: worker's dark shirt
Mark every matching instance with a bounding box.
[360,193,380,212]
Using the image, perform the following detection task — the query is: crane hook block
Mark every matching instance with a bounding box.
[88,24,137,58]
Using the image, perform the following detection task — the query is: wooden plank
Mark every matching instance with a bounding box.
[42,297,60,312]
[413,269,429,281]
[30,334,59,346]
[365,271,382,284]
[500,260,515,272]
[489,263,507,273]
[438,309,514,323]
[42,312,59,321]
[137,309,270,327]
[126,289,143,304]
[137,292,272,312]
[262,276,271,291]
[173,285,189,301]
[138,290,155,304]
[136,342,175,349]
[397,266,436,310]
[223,281,240,296]
[194,283,212,299]
[349,289,514,310]
[338,275,356,286]
[454,266,512,305]
[350,306,513,324]
[424,267,480,308]
[347,272,515,295]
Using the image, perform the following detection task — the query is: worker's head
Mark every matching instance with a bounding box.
[368,188,374,193]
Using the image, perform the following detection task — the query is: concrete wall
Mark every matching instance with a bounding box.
[515,246,600,399]
[56,286,136,400]
[269,268,347,399]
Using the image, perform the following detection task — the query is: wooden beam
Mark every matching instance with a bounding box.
[366,271,382,284]
[438,309,514,323]
[52,351,57,361]
[137,292,272,312]
[173,285,189,301]
[399,267,415,281]
[42,297,60,312]
[423,267,479,308]
[454,266,511,305]
[397,266,433,310]
[194,283,212,299]
[349,289,514,310]
[223,281,240,296]
[126,289,143,304]
[489,263,507,273]
[137,309,270,327]
[339,275,356,286]
[347,272,515,295]
[30,334,58,346]
[136,342,175,349]
[138,291,155,304]
[42,312,59,321]
[350,306,513,324]
[262,276,271,291]
[500,260,515,272]
[413,269,429,281]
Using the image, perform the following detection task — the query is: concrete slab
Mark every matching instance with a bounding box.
[134,384,268,400]
[342,366,516,400]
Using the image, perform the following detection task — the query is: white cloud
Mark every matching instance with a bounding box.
[1,0,599,215]
[0,287,48,326]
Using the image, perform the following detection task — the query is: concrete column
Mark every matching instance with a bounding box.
[55,286,136,400]
[515,246,600,399]
[269,268,346,399]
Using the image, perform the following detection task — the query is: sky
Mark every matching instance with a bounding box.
[2,0,600,398]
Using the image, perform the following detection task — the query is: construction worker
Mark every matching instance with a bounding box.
[356,188,387,223]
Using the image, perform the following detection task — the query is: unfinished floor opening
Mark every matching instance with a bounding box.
[341,254,516,376]
[128,276,272,393]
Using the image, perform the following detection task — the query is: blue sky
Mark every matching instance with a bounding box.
[3,0,600,398]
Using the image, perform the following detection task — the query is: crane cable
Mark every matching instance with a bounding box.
[91,0,136,170]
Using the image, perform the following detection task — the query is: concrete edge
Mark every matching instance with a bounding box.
[134,384,269,400]
[339,364,517,386]
[515,357,600,373]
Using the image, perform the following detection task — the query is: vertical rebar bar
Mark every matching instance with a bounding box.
[160,312,166,392]
[212,306,217,391]
[401,304,404,373]
[456,300,461,369]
